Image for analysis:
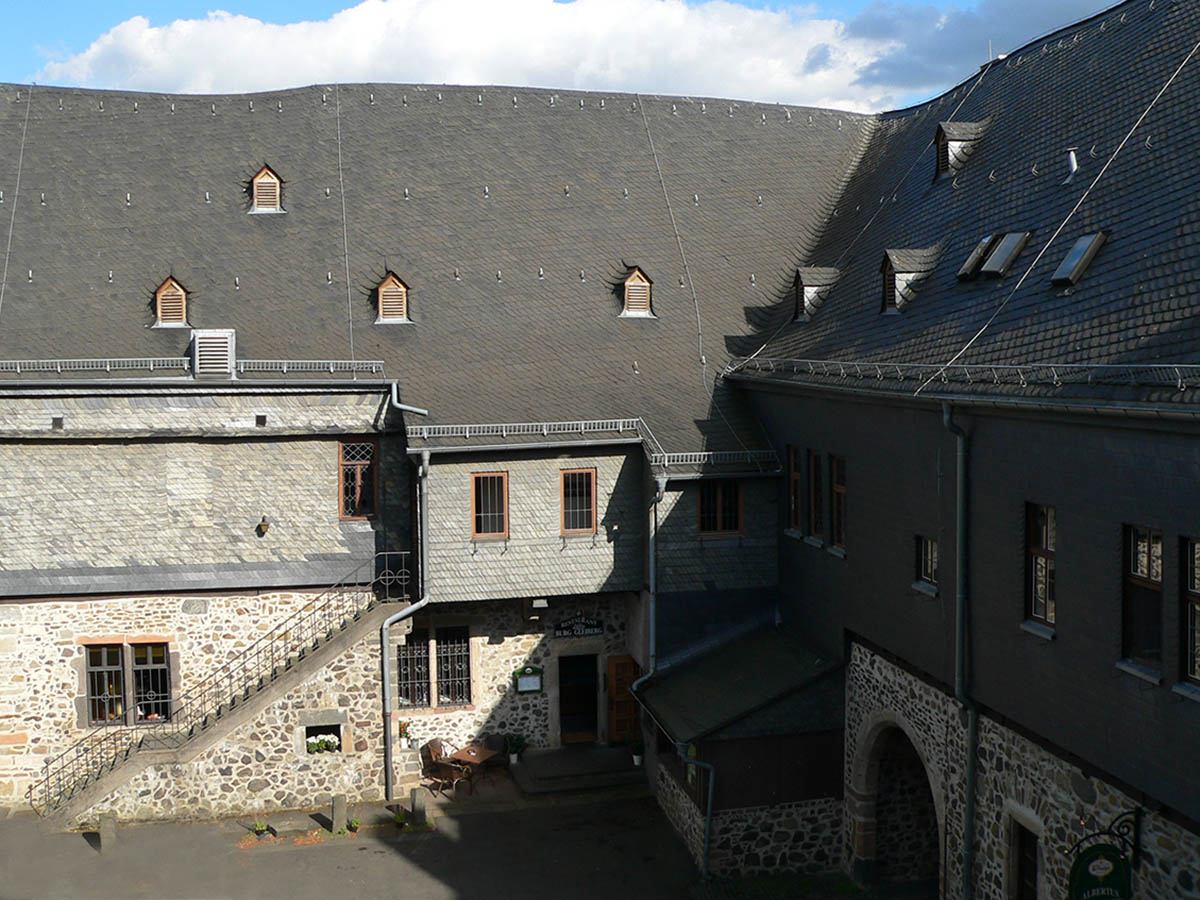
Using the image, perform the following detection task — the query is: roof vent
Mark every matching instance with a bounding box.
[1051,232,1107,286]
[376,272,410,322]
[155,277,188,326]
[620,267,655,318]
[980,232,1031,277]
[251,165,283,212]
[191,329,236,377]
[794,267,840,321]
[1063,148,1079,185]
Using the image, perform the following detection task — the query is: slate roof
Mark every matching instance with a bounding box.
[730,0,1200,406]
[0,82,872,457]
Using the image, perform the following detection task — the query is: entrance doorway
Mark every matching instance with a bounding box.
[873,727,939,885]
[559,654,598,744]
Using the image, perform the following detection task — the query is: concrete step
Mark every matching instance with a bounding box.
[510,746,648,795]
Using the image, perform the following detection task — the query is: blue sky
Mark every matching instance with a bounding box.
[6,0,1116,112]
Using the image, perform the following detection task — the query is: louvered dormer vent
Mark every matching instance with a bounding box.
[251,165,283,212]
[191,329,236,377]
[882,247,942,313]
[934,120,990,178]
[620,267,654,317]
[154,277,187,326]
[376,272,410,323]
[794,267,840,322]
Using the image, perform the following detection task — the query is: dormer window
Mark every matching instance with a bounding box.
[794,267,839,322]
[882,247,941,313]
[154,277,187,326]
[251,166,282,212]
[936,133,951,176]
[376,272,410,323]
[934,120,989,179]
[621,267,654,317]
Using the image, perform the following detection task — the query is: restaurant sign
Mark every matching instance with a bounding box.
[554,615,603,638]
[1068,844,1132,900]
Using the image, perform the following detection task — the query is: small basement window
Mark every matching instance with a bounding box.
[621,267,654,317]
[305,723,343,754]
[980,232,1031,277]
[376,272,410,322]
[251,165,282,212]
[957,235,1000,280]
[154,277,187,326]
[1051,232,1107,286]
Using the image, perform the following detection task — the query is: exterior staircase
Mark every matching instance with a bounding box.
[27,552,411,826]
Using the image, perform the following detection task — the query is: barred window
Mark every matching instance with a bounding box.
[339,440,378,519]
[830,455,847,549]
[398,629,430,707]
[699,480,741,534]
[1184,539,1200,684]
[133,643,171,722]
[561,469,596,534]
[916,536,938,586]
[1123,524,1163,667]
[1026,504,1056,625]
[436,627,471,706]
[471,472,508,539]
[86,645,125,726]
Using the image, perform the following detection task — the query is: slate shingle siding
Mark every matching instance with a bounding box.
[745,387,1200,825]
[423,449,643,602]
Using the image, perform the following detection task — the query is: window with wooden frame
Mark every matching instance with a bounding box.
[1123,524,1163,668]
[339,440,378,520]
[435,626,471,706]
[1026,504,1056,626]
[788,447,803,531]
[916,536,938,586]
[154,277,187,326]
[376,272,409,322]
[1184,538,1200,685]
[881,258,898,312]
[561,468,597,535]
[397,629,430,707]
[807,450,824,538]
[829,455,847,550]
[699,480,742,535]
[86,644,126,726]
[251,165,282,211]
[132,643,171,722]
[622,267,653,316]
[471,472,509,539]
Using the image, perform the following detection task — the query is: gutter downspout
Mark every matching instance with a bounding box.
[389,381,429,417]
[630,475,717,879]
[382,448,432,803]
[943,402,977,900]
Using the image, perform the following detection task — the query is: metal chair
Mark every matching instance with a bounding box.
[420,738,471,798]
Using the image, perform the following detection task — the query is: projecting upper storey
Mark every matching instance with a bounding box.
[730,0,1200,406]
[0,82,872,459]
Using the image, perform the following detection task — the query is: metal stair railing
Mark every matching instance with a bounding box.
[27,551,410,816]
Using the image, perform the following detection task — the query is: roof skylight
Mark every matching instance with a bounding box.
[980,232,1031,277]
[1051,233,1107,286]
[957,235,1001,280]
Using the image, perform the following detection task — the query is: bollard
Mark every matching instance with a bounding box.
[332,793,347,833]
[409,788,426,828]
[98,814,116,852]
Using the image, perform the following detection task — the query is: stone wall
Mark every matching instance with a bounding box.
[424,449,643,603]
[845,642,1200,898]
[710,797,842,876]
[656,766,706,870]
[874,728,939,882]
[655,479,777,594]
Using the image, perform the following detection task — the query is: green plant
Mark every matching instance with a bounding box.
[348,816,360,830]
[505,733,527,755]
[253,819,268,835]
[393,810,406,827]
[397,720,412,740]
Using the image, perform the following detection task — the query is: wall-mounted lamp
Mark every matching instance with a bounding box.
[523,597,550,622]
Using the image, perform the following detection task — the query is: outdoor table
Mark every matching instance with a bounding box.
[450,744,498,791]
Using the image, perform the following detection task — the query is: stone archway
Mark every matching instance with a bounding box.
[847,713,943,889]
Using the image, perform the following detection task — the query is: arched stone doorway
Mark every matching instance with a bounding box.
[848,717,942,891]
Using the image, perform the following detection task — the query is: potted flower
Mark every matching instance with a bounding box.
[630,737,645,767]
[347,816,360,834]
[252,818,270,840]
[397,720,413,750]
[505,733,527,766]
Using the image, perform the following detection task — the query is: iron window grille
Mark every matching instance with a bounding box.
[132,643,171,722]
[699,479,742,534]
[788,447,803,530]
[86,645,126,726]
[829,455,847,549]
[561,468,597,534]
[339,440,378,520]
[471,472,508,539]
[916,536,939,586]
[807,450,823,538]
[1123,525,1163,667]
[1184,539,1200,685]
[435,627,471,706]
[397,629,431,707]
[1026,504,1057,626]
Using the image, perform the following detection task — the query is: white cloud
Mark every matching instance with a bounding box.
[34,0,898,112]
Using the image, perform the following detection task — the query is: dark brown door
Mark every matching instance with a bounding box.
[607,655,640,743]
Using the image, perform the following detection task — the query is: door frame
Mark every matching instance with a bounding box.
[547,636,606,748]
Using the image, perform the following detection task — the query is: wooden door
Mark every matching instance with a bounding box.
[607,655,640,743]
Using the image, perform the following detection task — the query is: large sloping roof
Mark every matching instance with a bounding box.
[730,0,1200,405]
[0,82,872,455]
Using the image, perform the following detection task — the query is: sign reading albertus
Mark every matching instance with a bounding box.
[554,615,603,638]
[1068,844,1133,900]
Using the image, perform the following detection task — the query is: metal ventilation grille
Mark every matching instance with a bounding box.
[191,330,235,376]
[157,289,185,323]
[625,281,650,313]
[379,285,407,319]
[253,178,279,209]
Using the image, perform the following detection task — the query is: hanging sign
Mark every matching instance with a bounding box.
[554,615,603,638]
[1068,844,1133,900]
